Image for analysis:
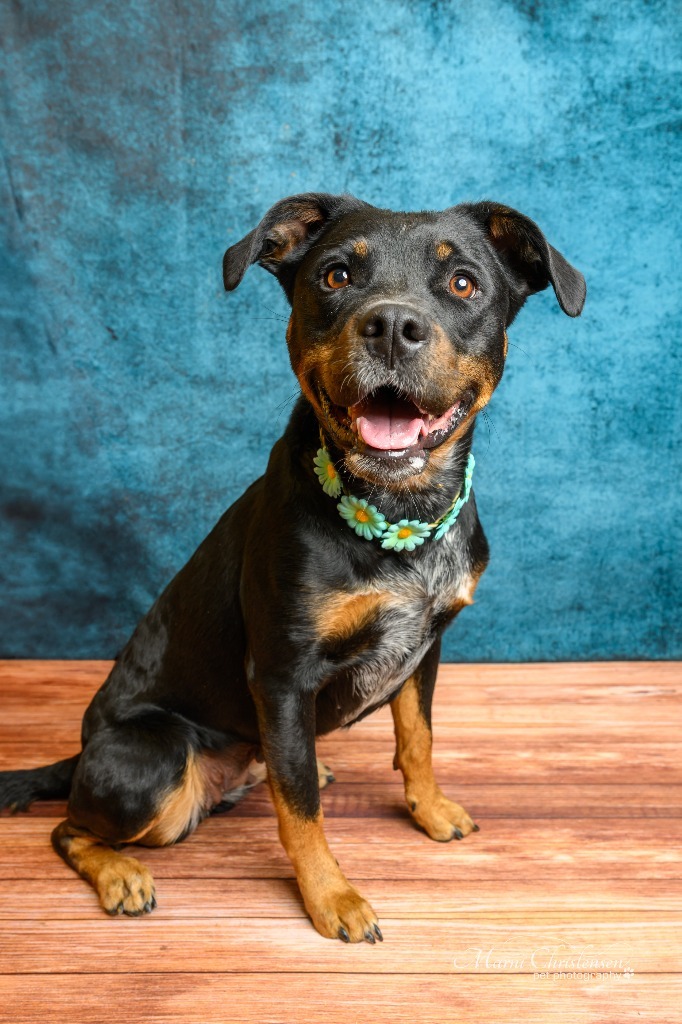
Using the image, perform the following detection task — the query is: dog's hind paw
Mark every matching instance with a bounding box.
[316,758,336,790]
[409,791,478,843]
[98,856,157,917]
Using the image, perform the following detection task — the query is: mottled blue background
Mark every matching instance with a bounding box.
[1,0,680,659]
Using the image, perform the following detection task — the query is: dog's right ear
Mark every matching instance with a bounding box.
[223,192,369,299]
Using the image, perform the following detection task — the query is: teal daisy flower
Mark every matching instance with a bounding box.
[381,519,431,552]
[313,448,342,498]
[337,495,387,540]
[316,446,475,551]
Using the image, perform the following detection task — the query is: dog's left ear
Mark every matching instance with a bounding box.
[223,192,369,299]
[470,202,586,318]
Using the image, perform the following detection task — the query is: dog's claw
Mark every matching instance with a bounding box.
[373,923,383,941]
[339,926,350,943]
[453,827,463,840]
[364,929,376,944]
[472,823,480,831]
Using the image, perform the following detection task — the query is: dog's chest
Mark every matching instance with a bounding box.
[316,547,476,729]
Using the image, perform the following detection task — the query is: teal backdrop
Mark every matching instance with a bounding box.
[1,0,680,660]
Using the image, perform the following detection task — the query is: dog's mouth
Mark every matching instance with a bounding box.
[318,384,474,460]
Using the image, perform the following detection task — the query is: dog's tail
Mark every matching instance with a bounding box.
[0,755,81,812]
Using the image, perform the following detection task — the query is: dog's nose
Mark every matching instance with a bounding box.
[359,304,431,367]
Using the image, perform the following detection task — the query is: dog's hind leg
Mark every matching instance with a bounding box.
[52,743,212,916]
[51,713,253,916]
[52,820,158,916]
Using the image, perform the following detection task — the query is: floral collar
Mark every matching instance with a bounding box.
[313,446,475,552]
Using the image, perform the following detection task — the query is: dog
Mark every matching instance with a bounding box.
[0,193,585,942]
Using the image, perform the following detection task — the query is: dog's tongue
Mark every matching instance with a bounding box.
[352,394,426,451]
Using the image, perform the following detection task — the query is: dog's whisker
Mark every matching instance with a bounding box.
[481,409,500,448]
[259,302,289,321]
[506,340,531,359]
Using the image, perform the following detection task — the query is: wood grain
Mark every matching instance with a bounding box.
[6,781,682,820]
[0,660,680,1024]
[3,917,681,974]
[1,817,681,880]
[3,973,681,1024]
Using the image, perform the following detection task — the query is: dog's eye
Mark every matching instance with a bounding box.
[325,266,351,289]
[449,274,476,298]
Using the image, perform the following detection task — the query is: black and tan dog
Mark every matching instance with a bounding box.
[0,194,585,942]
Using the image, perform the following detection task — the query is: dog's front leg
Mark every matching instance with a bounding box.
[391,639,479,842]
[252,684,382,944]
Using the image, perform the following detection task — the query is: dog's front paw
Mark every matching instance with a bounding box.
[409,790,479,842]
[305,883,382,944]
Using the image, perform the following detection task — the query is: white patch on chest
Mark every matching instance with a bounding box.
[333,549,478,726]
[336,634,434,726]
[332,586,432,725]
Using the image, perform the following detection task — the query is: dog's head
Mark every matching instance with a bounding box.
[223,193,585,489]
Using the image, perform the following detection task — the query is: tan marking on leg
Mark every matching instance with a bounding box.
[314,590,389,641]
[269,780,379,942]
[436,241,453,259]
[141,753,209,847]
[391,677,475,842]
[141,746,260,846]
[52,820,157,916]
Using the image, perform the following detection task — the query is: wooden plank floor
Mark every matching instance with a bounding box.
[0,661,680,1024]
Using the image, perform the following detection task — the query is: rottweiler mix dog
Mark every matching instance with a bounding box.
[0,194,585,942]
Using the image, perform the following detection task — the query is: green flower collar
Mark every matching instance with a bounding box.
[314,446,475,552]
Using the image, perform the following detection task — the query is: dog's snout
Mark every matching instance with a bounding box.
[359,304,431,367]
